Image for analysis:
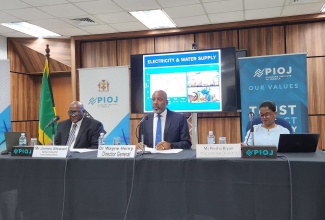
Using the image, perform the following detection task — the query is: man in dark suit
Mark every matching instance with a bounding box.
[137,90,191,150]
[54,101,104,149]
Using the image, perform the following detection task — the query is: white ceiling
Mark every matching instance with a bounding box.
[0,0,324,38]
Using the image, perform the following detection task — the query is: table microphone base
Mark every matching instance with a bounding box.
[137,151,151,156]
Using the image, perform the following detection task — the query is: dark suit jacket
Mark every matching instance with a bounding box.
[54,117,104,149]
[139,109,191,149]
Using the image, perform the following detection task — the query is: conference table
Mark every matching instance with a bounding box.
[0,149,325,220]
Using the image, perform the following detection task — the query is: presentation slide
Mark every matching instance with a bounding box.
[143,50,222,112]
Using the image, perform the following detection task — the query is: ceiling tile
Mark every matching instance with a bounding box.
[3,7,54,20]
[245,0,286,10]
[21,0,70,6]
[285,0,324,5]
[109,21,147,32]
[113,0,161,11]
[164,4,206,18]
[0,31,33,37]
[204,0,244,13]
[245,7,283,20]
[0,0,31,9]
[201,0,224,2]
[0,25,15,34]
[38,4,88,17]
[74,0,123,14]
[282,2,325,16]
[208,11,244,23]
[79,24,118,34]
[174,15,210,27]
[67,0,91,2]
[157,0,201,7]
[51,27,90,36]
[0,11,22,23]
[31,18,74,29]
[0,0,324,38]
[95,12,136,23]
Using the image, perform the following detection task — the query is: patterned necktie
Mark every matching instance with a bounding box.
[66,123,77,147]
[155,114,161,146]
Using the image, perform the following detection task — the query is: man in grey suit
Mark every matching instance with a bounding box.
[137,90,191,150]
[54,101,104,149]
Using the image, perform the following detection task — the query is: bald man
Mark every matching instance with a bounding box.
[137,90,191,150]
[54,101,104,149]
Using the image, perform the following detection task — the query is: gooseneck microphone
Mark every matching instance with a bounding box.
[138,115,148,125]
[248,112,254,123]
[136,115,151,155]
[246,112,255,146]
[44,116,60,129]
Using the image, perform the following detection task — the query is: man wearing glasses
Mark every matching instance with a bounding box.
[244,100,290,147]
[54,101,104,149]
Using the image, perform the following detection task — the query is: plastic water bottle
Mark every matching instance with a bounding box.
[207,131,215,144]
[98,133,105,146]
[19,133,27,146]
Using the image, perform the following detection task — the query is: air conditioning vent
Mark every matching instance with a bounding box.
[71,17,95,23]
[289,0,320,4]
[70,17,97,26]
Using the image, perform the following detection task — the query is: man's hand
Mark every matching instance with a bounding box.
[156,141,171,150]
[136,142,147,150]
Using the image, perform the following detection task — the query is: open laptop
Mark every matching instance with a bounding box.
[1,132,27,154]
[277,133,320,153]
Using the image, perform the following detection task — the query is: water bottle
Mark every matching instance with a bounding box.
[207,131,215,144]
[98,133,105,146]
[19,133,27,146]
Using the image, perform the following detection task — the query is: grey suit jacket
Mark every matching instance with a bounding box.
[139,109,191,149]
[54,117,104,149]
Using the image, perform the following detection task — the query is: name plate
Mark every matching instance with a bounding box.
[196,144,241,158]
[242,146,277,159]
[12,146,34,156]
[32,145,68,158]
[97,145,136,158]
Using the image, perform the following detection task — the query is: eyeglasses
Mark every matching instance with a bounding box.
[259,113,272,118]
[68,111,81,116]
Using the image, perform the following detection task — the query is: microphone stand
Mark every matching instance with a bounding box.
[137,122,151,155]
[140,123,144,155]
[250,120,254,146]
[51,123,55,146]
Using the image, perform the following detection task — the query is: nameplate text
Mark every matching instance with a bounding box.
[97,145,136,158]
[242,146,277,159]
[196,144,241,158]
[32,145,68,158]
[12,146,34,157]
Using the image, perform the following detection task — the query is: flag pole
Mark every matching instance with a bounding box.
[45,44,50,71]
[45,45,55,145]
[38,45,57,145]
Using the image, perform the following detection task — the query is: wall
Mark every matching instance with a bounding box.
[8,14,325,149]
[0,35,7,59]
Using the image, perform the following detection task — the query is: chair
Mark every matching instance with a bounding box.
[245,117,292,134]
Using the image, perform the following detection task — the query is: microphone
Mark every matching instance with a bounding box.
[246,112,255,146]
[248,112,254,122]
[138,115,148,125]
[44,116,60,129]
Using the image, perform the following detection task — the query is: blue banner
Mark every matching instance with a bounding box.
[239,53,308,140]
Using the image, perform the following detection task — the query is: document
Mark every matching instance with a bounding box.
[138,147,182,154]
[70,148,97,153]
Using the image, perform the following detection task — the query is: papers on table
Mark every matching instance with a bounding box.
[138,147,182,154]
[70,148,97,153]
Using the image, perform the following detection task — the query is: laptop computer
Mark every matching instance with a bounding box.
[1,132,28,154]
[277,133,320,153]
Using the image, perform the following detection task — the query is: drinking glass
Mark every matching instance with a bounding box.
[113,137,121,145]
[219,137,227,144]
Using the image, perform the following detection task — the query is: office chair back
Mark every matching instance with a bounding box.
[245,117,292,134]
